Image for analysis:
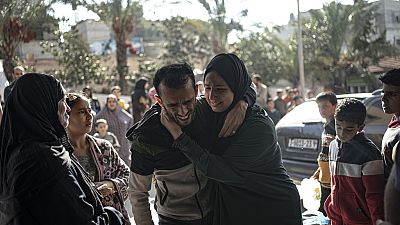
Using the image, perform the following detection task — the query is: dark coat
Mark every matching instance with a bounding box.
[174,106,302,225]
[0,73,123,225]
[172,53,301,225]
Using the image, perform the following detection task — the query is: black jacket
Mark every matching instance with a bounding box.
[173,106,302,225]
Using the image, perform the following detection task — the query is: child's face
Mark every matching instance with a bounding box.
[335,119,364,143]
[96,123,108,135]
[317,100,336,119]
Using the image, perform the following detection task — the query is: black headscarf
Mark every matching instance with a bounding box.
[0,74,109,222]
[0,73,68,219]
[201,53,253,155]
[204,53,252,113]
[0,73,66,154]
[131,78,148,103]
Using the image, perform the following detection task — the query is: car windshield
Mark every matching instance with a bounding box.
[276,101,324,127]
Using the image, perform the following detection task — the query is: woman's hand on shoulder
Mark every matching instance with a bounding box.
[219,100,248,138]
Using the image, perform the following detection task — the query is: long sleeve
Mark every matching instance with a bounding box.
[29,171,112,225]
[108,146,130,201]
[362,159,385,223]
[173,114,276,188]
[7,146,114,225]
[128,172,154,225]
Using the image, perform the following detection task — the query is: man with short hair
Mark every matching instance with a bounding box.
[375,69,400,225]
[274,89,287,118]
[4,66,25,103]
[252,74,268,108]
[127,63,254,225]
[380,68,400,178]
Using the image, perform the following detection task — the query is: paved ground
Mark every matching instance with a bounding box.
[126,184,312,224]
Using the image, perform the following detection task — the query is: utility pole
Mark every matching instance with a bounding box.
[297,0,305,97]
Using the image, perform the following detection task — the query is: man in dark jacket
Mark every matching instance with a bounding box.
[127,63,254,225]
[380,69,400,178]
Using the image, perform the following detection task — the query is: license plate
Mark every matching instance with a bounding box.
[288,138,318,150]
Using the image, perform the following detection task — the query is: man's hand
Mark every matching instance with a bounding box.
[311,169,320,180]
[219,100,248,138]
[160,108,182,140]
[96,181,115,197]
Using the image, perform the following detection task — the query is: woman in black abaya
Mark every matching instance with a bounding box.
[0,73,123,225]
[161,54,302,225]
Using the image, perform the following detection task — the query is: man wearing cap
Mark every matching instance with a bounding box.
[4,66,25,103]
[274,89,287,118]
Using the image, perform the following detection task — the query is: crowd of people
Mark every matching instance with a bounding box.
[0,55,400,225]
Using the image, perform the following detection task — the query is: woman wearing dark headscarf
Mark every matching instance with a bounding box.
[95,94,133,165]
[0,73,123,225]
[160,54,302,225]
[131,78,149,122]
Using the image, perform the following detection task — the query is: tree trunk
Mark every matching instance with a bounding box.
[116,30,128,94]
[2,32,17,83]
[3,56,15,83]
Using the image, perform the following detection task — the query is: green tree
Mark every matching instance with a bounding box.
[160,16,213,65]
[349,0,397,68]
[234,30,293,85]
[0,0,57,82]
[299,2,353,89]
[40,30,109,88]
[198,0,246,53]
[84,0,144,93]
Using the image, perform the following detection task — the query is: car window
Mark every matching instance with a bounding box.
[276,101,323,127]
[365,97,391,126]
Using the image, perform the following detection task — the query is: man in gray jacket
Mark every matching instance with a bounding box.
[127,63,253,225]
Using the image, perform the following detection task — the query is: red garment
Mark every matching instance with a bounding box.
[388,115,400,128]
[324,133,385,225]
[284,95,291,104]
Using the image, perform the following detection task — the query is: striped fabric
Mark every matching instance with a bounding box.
[325,132,385,225]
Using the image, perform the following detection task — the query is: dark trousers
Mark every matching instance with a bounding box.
[159,214,213,225]
[319,186,331,216]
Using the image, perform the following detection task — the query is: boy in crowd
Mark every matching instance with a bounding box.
[93,119,120,152]
[325,98,385,225]
[312,92,337,216]
[265,98,281,125]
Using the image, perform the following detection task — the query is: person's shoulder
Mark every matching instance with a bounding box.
[244,105,273,127]
[350,133,382,159]
[107,131,117,138]
[261,83,267,89]
[15,142,71,170]
[89,135,116,155]
[120,108,133,118]
[126,104,171,144]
